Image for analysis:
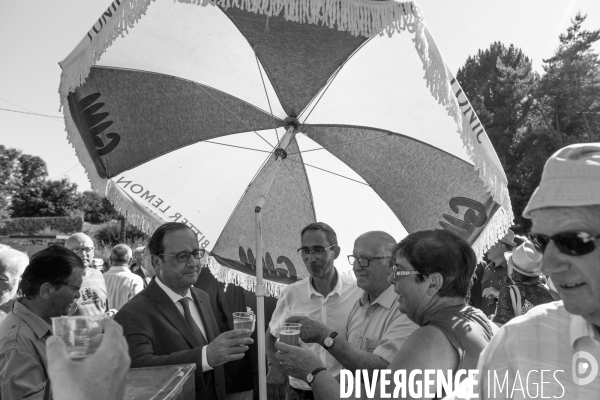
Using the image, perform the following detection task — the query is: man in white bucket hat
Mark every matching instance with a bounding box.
[463,143,600,399]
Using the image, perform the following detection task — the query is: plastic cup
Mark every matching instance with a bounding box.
[51,315,104,360]
[233,312,255,337]
[279,322,302,346]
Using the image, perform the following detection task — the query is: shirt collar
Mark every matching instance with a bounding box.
[13,299,52,339]
[570,313,600,347]
[155,277,192,304]
[307,268,344,298]
[107,265,131,273]
[358,284,396,309]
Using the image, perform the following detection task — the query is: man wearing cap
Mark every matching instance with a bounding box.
[470,230,516,317]
[472,143,600,398]
[491,242,554,327]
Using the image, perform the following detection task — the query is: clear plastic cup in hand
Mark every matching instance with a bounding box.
[279,322,302,346]
[233,312,255,338]
[51,315,104,360]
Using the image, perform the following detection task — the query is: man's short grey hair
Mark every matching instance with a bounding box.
[111,244,133,264]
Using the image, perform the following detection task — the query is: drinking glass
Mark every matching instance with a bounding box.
[279,322,302,346]
[233,312,255,338]
[51,315,104,360]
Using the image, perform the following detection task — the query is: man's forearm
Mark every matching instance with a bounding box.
[327,338,388,371]
[266,329,278,367]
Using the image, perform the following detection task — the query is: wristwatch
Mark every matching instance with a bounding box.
[307,367,327,385]
[323,331,338,349]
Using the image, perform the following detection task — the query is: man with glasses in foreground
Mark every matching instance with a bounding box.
[115,222,253,400]
[0,245,83,399]
[266,222,362,400]
[284,231,418,399]
[65,232,109,316]
[468,143,600,399]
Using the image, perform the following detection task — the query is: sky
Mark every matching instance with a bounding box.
[1,0,599,270]
[1,0,598,193]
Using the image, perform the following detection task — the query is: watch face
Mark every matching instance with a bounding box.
[307,374,314,383]
[324,337,333,347]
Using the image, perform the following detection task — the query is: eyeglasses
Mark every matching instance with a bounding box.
[531,232,600,257]
[347,255,389,267]
[62,283,81,292]
[71,247,94,254]
[297,244,335,257]
[389,265,421,279]
[159,249,206,262]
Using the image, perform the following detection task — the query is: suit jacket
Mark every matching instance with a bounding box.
[194,268,253,394]
[114,279,226,400]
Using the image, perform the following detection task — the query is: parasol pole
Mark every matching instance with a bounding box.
[255,126,295,400]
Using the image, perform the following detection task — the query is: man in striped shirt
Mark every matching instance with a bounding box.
[103,244,144,311]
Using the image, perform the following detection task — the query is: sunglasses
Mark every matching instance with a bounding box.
[531,232,600,256]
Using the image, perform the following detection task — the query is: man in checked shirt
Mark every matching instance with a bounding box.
[271,229,418,400]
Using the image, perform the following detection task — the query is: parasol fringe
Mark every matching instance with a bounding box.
[206,255,287,297]
[471,206,511,262]
[105,180,162,235]
[411,18,514,243]
[206,255,356,297]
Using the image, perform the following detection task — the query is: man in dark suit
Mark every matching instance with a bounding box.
[115,223,253,400]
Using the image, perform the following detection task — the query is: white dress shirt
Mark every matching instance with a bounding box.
[155,277,212,371]
[269,269,362,390]
[103,265,144,310]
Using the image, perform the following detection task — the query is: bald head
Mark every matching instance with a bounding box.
[0,249,29,306]
[111,244,133,265]
[354,231,397,255]
[65,233,95,268]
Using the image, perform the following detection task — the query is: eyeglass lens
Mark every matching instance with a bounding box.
[532,233,597,256]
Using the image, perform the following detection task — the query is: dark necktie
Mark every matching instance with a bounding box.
[179,298,208,346]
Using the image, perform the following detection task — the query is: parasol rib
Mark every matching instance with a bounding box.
[285,157,370,186]
[288,133,390,155]
[203,140,273,154]
[299,38,372,125]
[193,82,276,150]
[255,55,280,143]
[281,159,313,206]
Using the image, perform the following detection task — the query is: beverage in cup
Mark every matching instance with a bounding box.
[51,315,104,360]
[279,322,301,346]
[233,312,255,337]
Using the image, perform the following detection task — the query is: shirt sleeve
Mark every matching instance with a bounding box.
[492,287,514,325]
[372,312,419,364]
[0,348,48,400]
[201,346,213,372]
[130,276,144,299]
[268,287,289,337]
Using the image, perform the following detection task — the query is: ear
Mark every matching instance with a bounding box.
[151,255,162,273]
[426,272,444,296]
[39,282,53,301]
[333,245,340,260]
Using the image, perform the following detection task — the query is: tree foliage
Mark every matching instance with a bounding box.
[457,14,600,230]
[10,178,82,218]
[80,191,120,224]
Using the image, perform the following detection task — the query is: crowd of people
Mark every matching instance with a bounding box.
[0,142,598,399]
